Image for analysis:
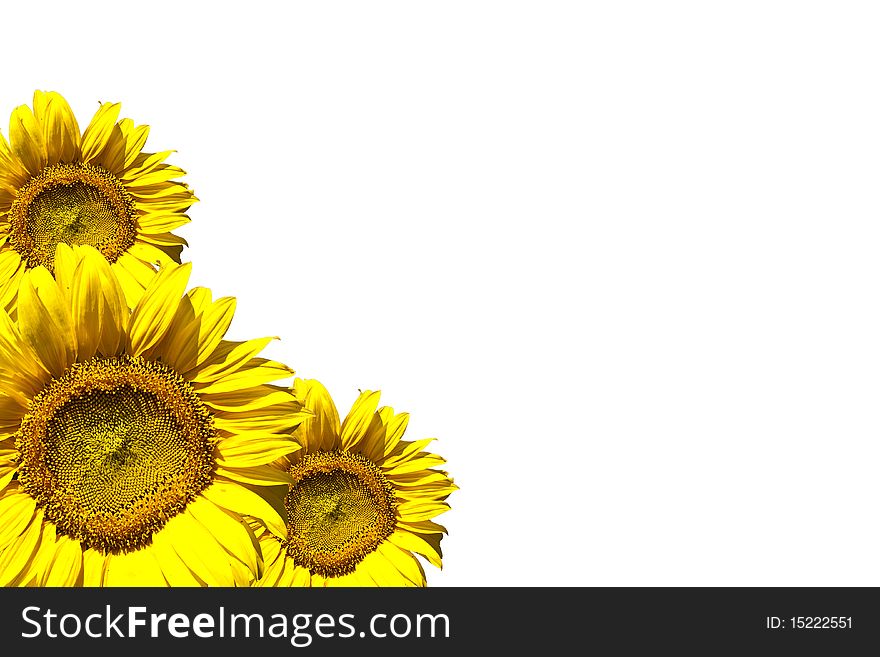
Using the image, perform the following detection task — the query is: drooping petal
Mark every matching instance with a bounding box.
[9,104,47,176]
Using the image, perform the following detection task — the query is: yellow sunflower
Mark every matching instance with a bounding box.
[254,379,456,587]
[0,90,195,310]
[0,244,306,586]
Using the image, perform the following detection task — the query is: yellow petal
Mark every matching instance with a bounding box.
[83,249,128,356]
[255,549,285,587]
[70,253,103,360]
[216,438,300,468]
[110,261,147,309]
[0,250,22,281]
[103,547,166,587]
[0,509,43,586]
[97,117,129,174]
[116,252,160,289]
[202,480,287,538]
[377,541,426,586]
[128,262,191,356]
[340,390,382,451]
[44,534,83,586]
[17,270,74,376]
[52,243,77,297]
[35,91,81,164]
[138,213,191,233]
[123,122,150,169]
[0,490,37,546]
[292,379,341,453]
[190,338,276,383]
[127,240,180,268]
[396,500,451,522]
[148,534,202,586]
[388,529,442,569]
[194,360,293,395]
[358,549,411,587]
[291,565,311,587]
[82,548,107,586]
[29,521,59,586]
[195,297,236,366]
[384,454,447,476]
[397,519,448,536]
[202,387,295,413]
[9,104,47,176]
[215,464,294,487]
[161,512,235,586]
[80,102,121,164]
[213,407,309,434]
[356,412,387,463]
[121,150,174,180]
[187,496,260,579]
[382,411,410,457]
[383,438,438,468]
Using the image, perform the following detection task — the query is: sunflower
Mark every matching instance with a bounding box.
[0,244,306,586]
[254,379,455,587]
[0,90,195,310]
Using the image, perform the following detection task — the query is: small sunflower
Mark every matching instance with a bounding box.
[0,245,305,586]
[0,90,195,310]
[254,379,456,587]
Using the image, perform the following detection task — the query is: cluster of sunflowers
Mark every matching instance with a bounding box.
[0,91,455,587]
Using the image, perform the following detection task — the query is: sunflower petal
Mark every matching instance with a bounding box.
[80,102,121,164]
[44,534,83,586]
[203,480,287,538]
[396,500,451,522]
[340,390,381,451]
[215,464,294,487]
[35,91,80,164]
[17,270,74,376]
[0,490,37,546]
[82,548,108,586]
[0,509,43,587]
[104,547,166,587]
[70,253,103,360]
[216,439,301,468]
[123,123,150,169]
[292,379,341,453]
[194,360,293,394]
[388,529,443,569]
[190,338,276,383]
[377,541,426,586]
[187,496,260,579]
[358,549,414,587]
[128,262,191,356]
[196,297,236,366]
[9,104,47,176]
[161,511,236,586]
[148,538,202,586]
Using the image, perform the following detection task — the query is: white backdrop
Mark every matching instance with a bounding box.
[3,1,880,586]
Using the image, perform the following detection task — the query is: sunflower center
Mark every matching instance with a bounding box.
[285,451,397,577]
[8,163,137,271]
[15,356,216,553]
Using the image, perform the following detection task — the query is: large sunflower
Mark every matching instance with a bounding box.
[0,245,305,586]
[254,379,456,587]
[0,90,195,310]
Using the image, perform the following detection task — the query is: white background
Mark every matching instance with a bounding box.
[3,1,880,586]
